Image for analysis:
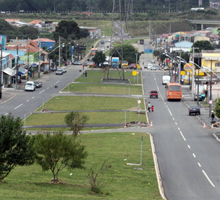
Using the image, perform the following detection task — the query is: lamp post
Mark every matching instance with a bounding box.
[210,60,213,117]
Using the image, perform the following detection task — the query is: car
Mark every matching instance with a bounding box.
[56,69,63,75]
[147,64,153,69]
[108,39,111,42]
[151,60,155,64]
[100,40,105,44]
[151,65,160,70]
[25,81,35,91]
[189,105,200,115]
[61,67,67,73]
[73,61,82,65]
[163,66,169,70]
[34,81,42,88]
[150,90,158,98]
[129,63,137,69]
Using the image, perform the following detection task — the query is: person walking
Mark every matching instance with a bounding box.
[148,102,151,112]
[211,110,215,122]
[151,105,154,112]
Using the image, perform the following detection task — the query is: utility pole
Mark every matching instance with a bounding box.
[16,45,18,89]
[210,60,213,117]
[38,37,41,78]
[59,36,61,68]
[27,47,29,81]
[0,44,2,99]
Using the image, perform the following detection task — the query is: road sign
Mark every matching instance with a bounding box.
[144,49,153,53]
[132,71,137,76]
[137,100,141,104]
[184,63,195,72]
[181,71,185,75]
[209,100,213,105]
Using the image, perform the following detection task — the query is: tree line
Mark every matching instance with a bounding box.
[0,0,210,13]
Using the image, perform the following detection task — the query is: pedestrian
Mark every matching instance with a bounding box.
[83,65,84,70]
[151,105,154,112]
[211,110,215,122]
[148,102,151,112]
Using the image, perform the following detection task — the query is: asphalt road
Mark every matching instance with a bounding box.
[143,70,220,200]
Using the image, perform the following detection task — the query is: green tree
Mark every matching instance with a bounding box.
[111,44,139,64]
[0,114,35,181]
[64,112,89,136]
[153,49,160,57]
[92,51,106,67]
[192,40,215,53]
[34,132,88,183]
[215,99,220,118]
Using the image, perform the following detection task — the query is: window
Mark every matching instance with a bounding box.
[169,85,181,91]
[215,62,220,67]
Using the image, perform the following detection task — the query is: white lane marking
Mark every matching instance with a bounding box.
[198,163,201,167]
[51,85,53,87]
[14,103,23,110]
[55,80,60,84]
[26,100,29,102]
[39,89,45,94]
[188,145,191,149]
[202,170,215,188]
[193,153,196,158]
[175,122,177,125]
[173,118,175,121]
[5,113,8,116]
[32,96,35,99]
[178,127,180,131]
[47,87,49,89]
[180,131,186,141]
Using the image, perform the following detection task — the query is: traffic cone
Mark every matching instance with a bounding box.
[150,121,153,127]
[211,124,214,130]
[203,122,206,129]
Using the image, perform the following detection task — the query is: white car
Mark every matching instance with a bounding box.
[147,64,153,69]
[25,81,35,91]
[61,67,67,73]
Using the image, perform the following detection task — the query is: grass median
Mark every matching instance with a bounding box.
[1,132,163,200]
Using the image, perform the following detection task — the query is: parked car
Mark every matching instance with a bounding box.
[34,81,42,88]
[150,90,158,98]
[129,63,137,69]
[56,69,63,75]
[151,65,160,70]
[147,64,153,69]
[189,105,200,115]
[61,67,67,73]
[25,81,35,91]
[100,40,105,44]
[73,61,82,65]
[151,60,155,64]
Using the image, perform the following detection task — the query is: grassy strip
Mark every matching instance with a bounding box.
[36,96,145,111]
[63,83,142,95]
[1,132,162,200]
[25,111,146,126]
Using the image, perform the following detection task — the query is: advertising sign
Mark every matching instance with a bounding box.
[184,63,195,72]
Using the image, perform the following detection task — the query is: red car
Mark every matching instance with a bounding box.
[129,63,137,69]
[150,90,158,98]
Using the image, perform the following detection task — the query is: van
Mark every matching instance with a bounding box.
[25,81,35,91]
[162,75,170,85]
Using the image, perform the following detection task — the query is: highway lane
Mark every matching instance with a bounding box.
[0,65,82,118]
[143,70,220,199]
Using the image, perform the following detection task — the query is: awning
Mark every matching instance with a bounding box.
[3,67,15,76]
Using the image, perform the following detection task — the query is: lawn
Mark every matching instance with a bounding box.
[25,111,146,126]
[36,96,145,111]
[0,132,163,200]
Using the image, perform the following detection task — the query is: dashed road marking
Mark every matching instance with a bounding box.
[202,170,215,188]
[14,103,23,110]
[39,89,45,94]
[193,153,196,158]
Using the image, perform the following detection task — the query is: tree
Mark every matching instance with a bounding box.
[111,44,139,64]
[64,112,89,136]
[192,40,215,53]
[0,114,35,181]
[34,132,88,183]
[80,28,90,38]
[92,51,106,67]
[54,20,81,42]
[215,98,220,119]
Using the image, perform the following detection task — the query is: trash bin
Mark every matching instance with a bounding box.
[85,71,87,77]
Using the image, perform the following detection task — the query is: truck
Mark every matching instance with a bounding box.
[121,60,129,69]
[194,85,205,101]
[162,75,170,85]
[112,57,119,68]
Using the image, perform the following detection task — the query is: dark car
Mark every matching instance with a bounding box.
[189,105,200,115]
[56,69,63,75]
[150,90,158,98]
[34,81,42,88]
[73,61,82,65]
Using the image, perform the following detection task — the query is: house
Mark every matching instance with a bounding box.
[79,26,101,38]
[33,38,55,50]
[171,41,193,52]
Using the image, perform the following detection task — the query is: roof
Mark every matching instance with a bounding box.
[5,19,20,22]
[29,20,42,25]
[174,41,193,48]
[33,38,55,43]
[9,54,15,59]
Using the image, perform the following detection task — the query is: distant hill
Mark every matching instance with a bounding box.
[0,0,210,13]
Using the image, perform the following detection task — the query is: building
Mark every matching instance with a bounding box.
[79,26,101,38]
[33,38,55,50]
[0,35,7,50]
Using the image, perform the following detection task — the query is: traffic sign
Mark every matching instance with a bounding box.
[132,71,137,76]
[184,63,195,72]
[209,100,213,105]
[144,49,153,53]
[137,100,141,104]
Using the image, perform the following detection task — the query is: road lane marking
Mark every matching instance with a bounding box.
[51,85,53,87]
[5,113,8,116]
[180,131,186,141]
[198,163,201,167]
[175,122,177,125]
[202,170,215,188]
[178,127,180,131]
[26,100,29,102]
[55,80,60,84]
[47,87,49,89]
[32,96,35,99]
[39,89,45,94]
[14,103,23,110]
[193,153,196,158]
[188,145,191,149]
[173,117,175,121]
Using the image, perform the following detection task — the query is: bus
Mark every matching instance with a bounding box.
[91,48,98,56]
[166,83,182,101]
